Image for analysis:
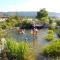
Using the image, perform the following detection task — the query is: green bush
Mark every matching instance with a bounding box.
[48,22,56,30]
[21,20,33,29]
[45,30,54,41]
[0,16,20,30]
[45,34,54,41]
[57,30,60,38]
[48,30,54,34]
[5,39,35,60]
[0,28,5,38]
[42,39,60,57]
[6,39,18,59]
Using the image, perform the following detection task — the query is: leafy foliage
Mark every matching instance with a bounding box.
[36,8,49,24]
[57,30,60,38]
[21,20,33,29]
[0,28,5,38]
[49,22,56,30]
[43,40,60,57]
[0,16,20,29]
[45,30,54,41]
[56,19,60,26]
[6,39,35,60]
[36,8,48,19]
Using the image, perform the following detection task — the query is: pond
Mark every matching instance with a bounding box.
[5,28,58,47]
[4,28,59,60]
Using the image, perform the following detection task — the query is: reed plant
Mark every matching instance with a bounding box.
[5,39,35,60]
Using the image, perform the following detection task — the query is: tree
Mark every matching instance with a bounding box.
[21,20,33,29]
[36,8,49,24]
[49,17,53,24]
[5,16,20,28]
[49,17,56,30]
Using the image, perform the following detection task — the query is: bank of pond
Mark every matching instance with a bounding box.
[0,38,60,60]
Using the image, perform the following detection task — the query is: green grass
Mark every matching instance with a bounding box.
[5,39,35,60]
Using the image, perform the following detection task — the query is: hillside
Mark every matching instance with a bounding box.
[0,12,60,17]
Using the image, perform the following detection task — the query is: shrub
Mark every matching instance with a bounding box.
[6,39,19,59]
[42,39,60,57]
[45,30,54,41]
[5,39,35,60]
[21,20,33,29]
[57,30,60,38]
[45,34,54,41]
[48,22,56,30]
[0,28,5,38]
[48,30,54,34]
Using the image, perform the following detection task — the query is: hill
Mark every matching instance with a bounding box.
[0,12,60,18]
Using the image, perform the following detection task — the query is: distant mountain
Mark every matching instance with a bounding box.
[48,12,60,17]
[4,12,37,17]
[1,12,60,18]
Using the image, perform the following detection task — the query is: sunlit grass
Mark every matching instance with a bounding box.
[5,39,35,60]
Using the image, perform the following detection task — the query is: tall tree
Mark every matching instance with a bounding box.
[36,8,49,24]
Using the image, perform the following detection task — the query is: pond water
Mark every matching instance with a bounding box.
[5,28,59,60]
[5,28,58,47]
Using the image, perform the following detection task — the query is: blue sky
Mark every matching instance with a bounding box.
[0,0,60,12]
